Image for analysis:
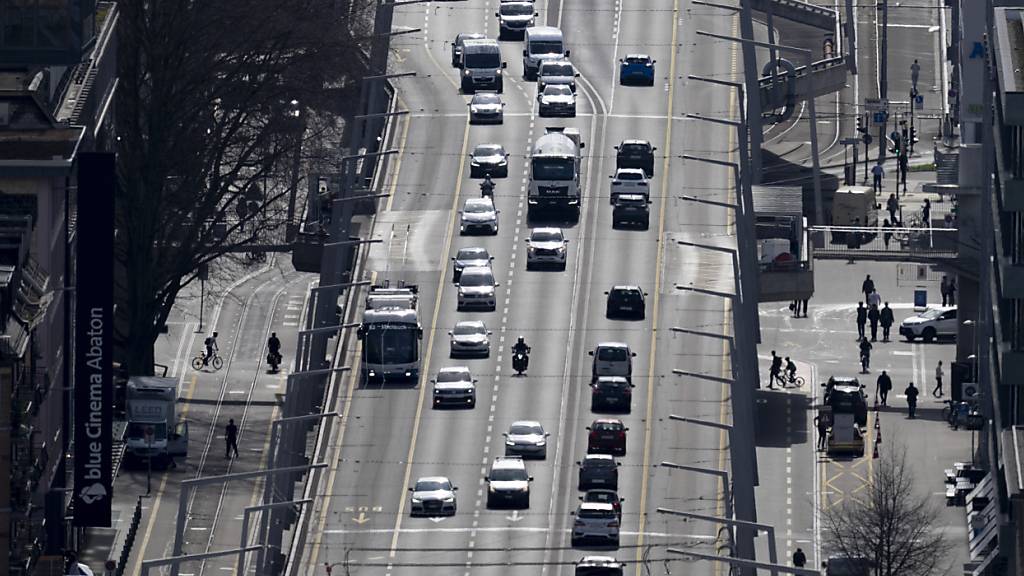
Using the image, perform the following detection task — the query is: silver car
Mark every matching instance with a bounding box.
[485,456,533,508]
[449,320,492,357]
[451,246,493,282]
[460,197,500,235]
[503,420,550,459]
[538,58,577,92]
[469,143,509,178]
[469,92,505,124]
[525,227,568,270]
[609,167,650,204]
[408,476,458,516]
[457,266,498,311]
[432,366,477,408]
[572,502,620,547]
[537,84,576,117]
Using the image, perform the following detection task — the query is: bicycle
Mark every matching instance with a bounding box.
[784,372,806,388]
[192,351,224,371]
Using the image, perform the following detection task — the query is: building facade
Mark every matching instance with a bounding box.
[0,1,116,573]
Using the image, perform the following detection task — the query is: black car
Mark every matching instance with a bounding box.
[591,376,634,412]
[611,195,649,229]
[823,376,868,426]
[615,140,656,176]
[580,489,623,519]
[577,454,620,490]
[451,246,493,282]
[587,418,628,456]
[605,285,646,319]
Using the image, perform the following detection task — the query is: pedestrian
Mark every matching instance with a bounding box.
[877,370,893,405]
[911,58,921,90]
[790,300,799,318]
[861,274,875,302]
[933,360,944,397]
[768,351,783,390]
[922,198,931,228]
[882,218,893,249]
[814,414,828,451]
[886,193,899,223]
[867,289,882,310]
[225,418,239,459]
[948,277,957,305]
[905,381,919,418]
[871,161,885,194]
[793,547,808,568]
[880,302,894,341]
[898,152,909,193]
[940,275,950,306]
[800,297,809,318]
[868,304,880,341]
[856,302,867,340]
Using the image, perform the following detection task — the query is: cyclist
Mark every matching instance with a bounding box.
[784,357,797,385]
[204,332,219,366]
[858,338,873,371]
[267,332,282,363]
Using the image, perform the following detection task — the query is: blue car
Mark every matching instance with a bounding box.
[619,54,656,86]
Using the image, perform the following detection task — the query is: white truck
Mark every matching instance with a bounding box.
[528,127,585,215]
[125,376,188,464]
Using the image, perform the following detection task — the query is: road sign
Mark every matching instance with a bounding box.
[872,111,888,126]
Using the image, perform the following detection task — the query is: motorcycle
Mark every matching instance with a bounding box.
[512,351,528,375]
[267,351,282,372]
[480,177,495,198]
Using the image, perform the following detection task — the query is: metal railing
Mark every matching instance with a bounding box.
[809,226,960,262]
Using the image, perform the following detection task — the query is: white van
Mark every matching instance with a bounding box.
[522,26,569,80]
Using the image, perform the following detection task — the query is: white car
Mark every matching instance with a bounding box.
[432,366,477,408]
[460,197,500,235]
[899,306,957,342]
[572,502,620,547]
[495,1,536,38]
[609,167,649,204]
[589,342,636,383]
[525,227,568,270]
[537,84,576,117]
[485,456,533,508]
[449,320,492,357]
[408,476,458,516]
[503,420,549,459]
[469,92,505,124]
[457,266,498,311]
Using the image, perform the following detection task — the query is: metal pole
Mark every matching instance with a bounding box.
[660,461,732,520]
[804,49,825,226]
[739,0,764,183]
[880,0,889,100]
[658,508,778,576]
[242,499,313,576]
[199,277,205,333]
[667,549,821,576]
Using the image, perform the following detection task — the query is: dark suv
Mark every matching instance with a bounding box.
[605,285,646,319]
[611,194,650,229]
[587,418,628,456]
[615,140,656,176]
[590,376,634,413]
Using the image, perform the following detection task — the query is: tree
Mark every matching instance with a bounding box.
[114,0,372,374]
[822,441,947,576]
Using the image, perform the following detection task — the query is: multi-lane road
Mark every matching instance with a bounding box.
[299,0,746,574]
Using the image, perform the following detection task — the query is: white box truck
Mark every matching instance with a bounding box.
[125,376,188,463]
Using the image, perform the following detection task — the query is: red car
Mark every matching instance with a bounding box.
[587,418,628,456]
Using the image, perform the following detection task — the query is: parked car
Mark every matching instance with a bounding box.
[899,306,957,342]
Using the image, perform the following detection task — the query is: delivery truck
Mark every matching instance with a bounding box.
[125,376,188,464]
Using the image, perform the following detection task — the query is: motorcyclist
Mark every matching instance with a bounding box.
[859,338,873,370]
[480,174,495,196]
[267,332,282,364]
[512,336,531,357]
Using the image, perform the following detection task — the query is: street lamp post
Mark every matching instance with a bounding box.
[658,507,779,575]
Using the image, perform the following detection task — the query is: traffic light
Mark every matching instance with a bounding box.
[910,126,918,144]
[856,115,867,135]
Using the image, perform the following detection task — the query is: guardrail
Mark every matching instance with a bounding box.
[809,226,960,262]
[758,56,846,88]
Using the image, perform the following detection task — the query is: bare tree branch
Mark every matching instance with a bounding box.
[822,441,947,576]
